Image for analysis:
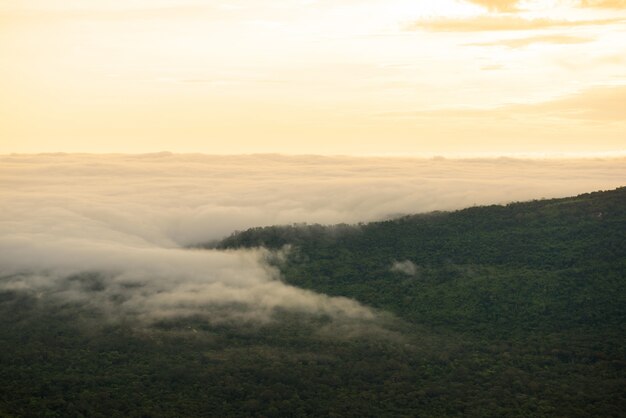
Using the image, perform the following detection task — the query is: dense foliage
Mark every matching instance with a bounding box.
[1,188,624,417]
[218,188,625,336]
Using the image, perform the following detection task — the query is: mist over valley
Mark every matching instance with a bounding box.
[1,154,624,417]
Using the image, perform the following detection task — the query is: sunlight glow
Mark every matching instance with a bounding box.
[1,0,624,154]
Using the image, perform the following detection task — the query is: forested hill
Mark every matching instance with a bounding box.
[214,187,626,336]
[0,188,623,417]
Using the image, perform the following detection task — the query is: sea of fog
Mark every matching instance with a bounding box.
[1,153,624,323]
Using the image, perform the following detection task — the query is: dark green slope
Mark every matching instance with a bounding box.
[211,187,626,416]
[1,188,624,418]
[216,187,626,336]
[210,188,626,416]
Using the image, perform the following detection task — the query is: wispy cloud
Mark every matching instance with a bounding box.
[416,85,626,122]
[579,0,626,9]
[0,243,372,324]
[465,0,521,13]
[509,84,626,121]
[381,85,626,126]
[390,260,418,276]
[465,0,626,12]
[467,34,593,48]
[408,16,623,32]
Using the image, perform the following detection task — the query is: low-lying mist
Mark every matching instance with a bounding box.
[1,153,624,323]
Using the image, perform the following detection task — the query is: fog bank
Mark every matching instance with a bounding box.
[1,153,623,321]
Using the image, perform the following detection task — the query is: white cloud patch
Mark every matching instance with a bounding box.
[0,242,370,323]
[390,260,419,276]
[1,153,624,322]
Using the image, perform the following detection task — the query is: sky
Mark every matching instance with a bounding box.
[1,0,625,155]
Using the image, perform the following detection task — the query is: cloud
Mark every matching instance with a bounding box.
[1,154,625,323]
[465,0,521,12]
[0,241,371,323]
[390,260,418,276]
[408,16,623,32]
[579,0,626,9]
[386,84,626,123]
[467,34,593,48]
[507,84,626,121]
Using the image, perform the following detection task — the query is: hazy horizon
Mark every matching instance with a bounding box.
[2,153,624,323]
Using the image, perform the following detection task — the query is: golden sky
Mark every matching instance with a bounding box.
[1,0,625,155]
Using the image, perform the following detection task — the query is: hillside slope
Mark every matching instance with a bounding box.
[0,188,624,417]
[216,187,626,336]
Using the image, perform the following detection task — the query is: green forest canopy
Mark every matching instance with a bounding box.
[1,187,624,417]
